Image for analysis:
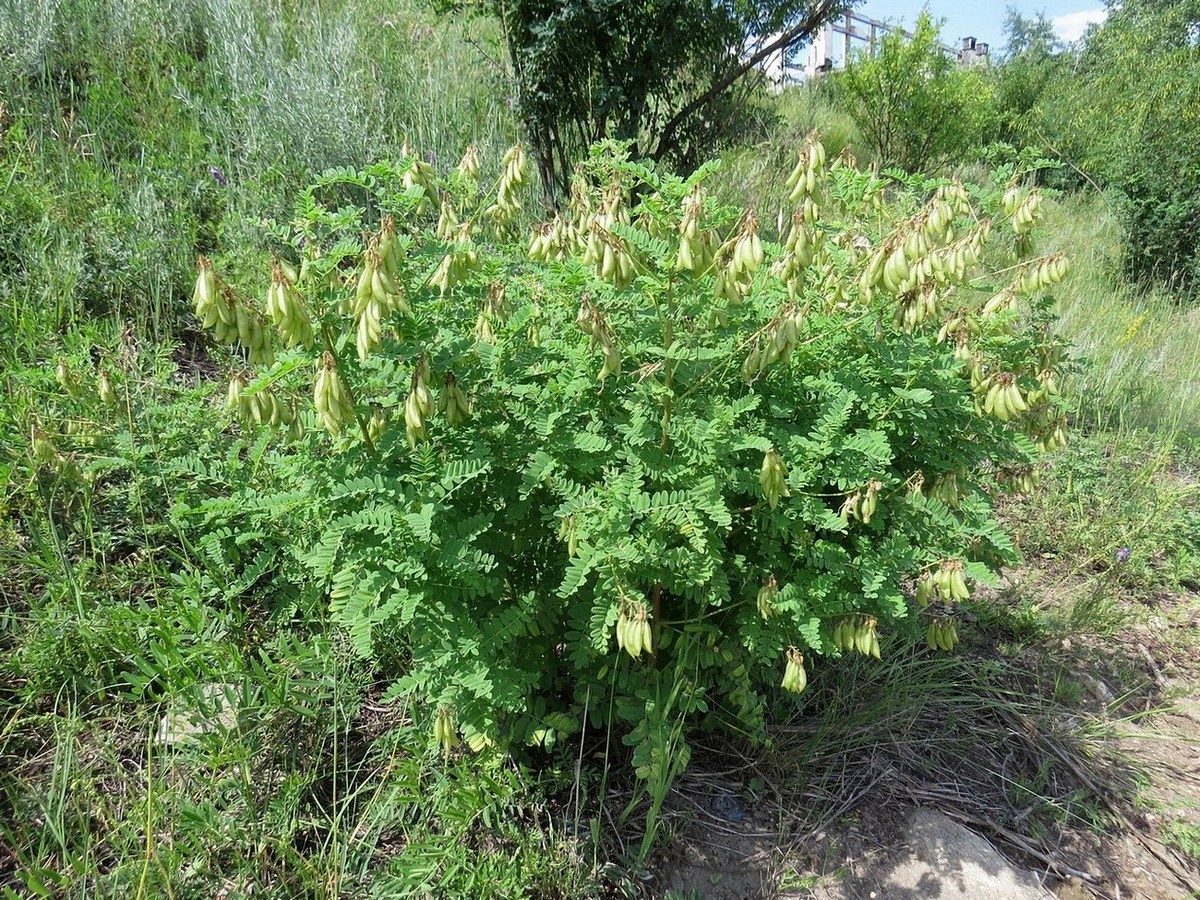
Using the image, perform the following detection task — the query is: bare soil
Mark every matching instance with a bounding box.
[644,566,1200,900]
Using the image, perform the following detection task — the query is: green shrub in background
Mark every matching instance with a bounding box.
[992,11,1068,153]
[1069,0,1200,292]
[831,12,998,174]
[996,0,1200,294]
[35,135,1060,836]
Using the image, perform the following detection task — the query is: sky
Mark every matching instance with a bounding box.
[848,0,1109,51]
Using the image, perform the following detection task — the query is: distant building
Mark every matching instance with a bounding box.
[958,36,990,67]
[762,11,987,86]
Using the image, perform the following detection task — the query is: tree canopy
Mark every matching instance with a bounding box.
[999,7,1060,61]
[1003,0,1200,287]
[450,0,851,196]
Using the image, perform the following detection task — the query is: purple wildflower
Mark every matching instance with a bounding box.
[209,166,228,187]
[1115,547,1131,564]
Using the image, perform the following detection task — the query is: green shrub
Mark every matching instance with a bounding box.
[1003,0,1200,293]
[991,11,1067,152]
[1078,5,1200,292]
[59,142,1073,809]
[831,13,998,174]
[1109,110,1200,290]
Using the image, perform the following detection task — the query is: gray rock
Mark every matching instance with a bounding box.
[156,682,241,746]
[879,809,1053,899]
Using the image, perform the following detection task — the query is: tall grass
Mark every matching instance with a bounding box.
[1040,192,1200,436]
[0,0,517,351]
[199,0,513,181]
[716,82,860,228]
[0,0,514,167]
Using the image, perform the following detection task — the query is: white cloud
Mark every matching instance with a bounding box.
[1053,7,1108,42]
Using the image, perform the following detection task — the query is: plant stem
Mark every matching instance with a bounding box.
[650,583,662,660]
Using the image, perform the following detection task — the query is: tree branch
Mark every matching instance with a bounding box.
[651,0,847,162]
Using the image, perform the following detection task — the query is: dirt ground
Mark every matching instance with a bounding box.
[645,568,1200,900]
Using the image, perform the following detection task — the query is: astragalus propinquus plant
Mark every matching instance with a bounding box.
[176,136,1071,785]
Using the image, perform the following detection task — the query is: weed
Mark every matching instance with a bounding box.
[1005,431,1200,596]
[1163,819,1200,863]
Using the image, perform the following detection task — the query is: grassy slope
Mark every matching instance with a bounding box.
[1040,192,1200,437]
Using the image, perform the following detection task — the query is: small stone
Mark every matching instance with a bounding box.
[883,809,1053,899]
[156,682,241,746]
